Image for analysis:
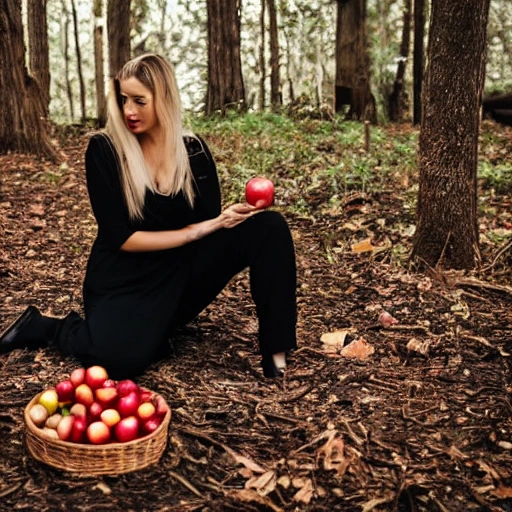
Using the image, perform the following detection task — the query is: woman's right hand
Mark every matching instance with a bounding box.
[218,203,259,229]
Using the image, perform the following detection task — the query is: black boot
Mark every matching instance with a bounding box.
[0,306,59,354]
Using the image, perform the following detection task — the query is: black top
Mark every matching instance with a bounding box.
[83,133,221,298]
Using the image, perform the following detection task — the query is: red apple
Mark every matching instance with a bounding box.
[69,403,87,418]
[140,390,153,403]
[87,421,111,444]
[116,379,140,397]
[89,401,103,419]
[55,380,74,403]
[74,383,94,407]
[100,408,121,427]
[153,395,169,418]
[70,415,87,443]
[117,391,140,418]
[95,386,118,408]
[114,416,140,443]
[245,177,274,209]
[137,402,156,421]
[141,417,161,436]
[70,367,86,388]
[56,414,75,441]
[85,365,109,390]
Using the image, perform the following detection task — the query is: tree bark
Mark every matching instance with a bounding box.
[388,0,411,122]
[0,0,56,159]
[93,0,106,127]
[61,0,74,122]
[334,0,376,123]
[259,0,266,110]
[27,0,50,119]
[107,0,131,77]
[71,0,87,122]
[267,0,281,108]
[411,0,490,270]
[205,0,246,115]
[413,0,426,125]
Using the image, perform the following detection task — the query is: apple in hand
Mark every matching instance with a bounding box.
[245,177,274,209]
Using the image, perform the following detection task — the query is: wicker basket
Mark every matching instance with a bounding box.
[24,390,171,476]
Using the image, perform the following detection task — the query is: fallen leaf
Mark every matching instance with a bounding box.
[292,478,314,504]
[316,433,351,477]
[492,485,512,498]
[351,238,375,253]
[406,337,430,356]
[320,330,352,354]
[245,470,276,496]
[340,337,374,359]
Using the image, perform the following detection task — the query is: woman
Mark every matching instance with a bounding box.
[0,53,297,379]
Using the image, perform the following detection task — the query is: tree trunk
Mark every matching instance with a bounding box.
[267,0,281,108]
[93,0,106,127]
[413,0,426,125]
[27,0,50,119]
[334,0,376,123]
[388,0,411,122]
[259,0,266,110]
[61,0,74,121]
[205,0,246,115]
[107,0,131,77]
[71,0,86,123]
[411,0,490,270]
[0,0,56,160]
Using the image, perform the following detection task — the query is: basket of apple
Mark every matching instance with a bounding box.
[24,365,171,475]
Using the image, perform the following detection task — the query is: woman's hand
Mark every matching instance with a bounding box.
[218,203,258,229]
[120,203,259,252]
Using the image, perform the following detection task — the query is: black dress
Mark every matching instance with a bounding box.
[63,133,297,379]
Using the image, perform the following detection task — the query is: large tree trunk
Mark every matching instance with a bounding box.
[388,0,411,122]
[411,0,490,270]
[334,0,375,123]
[205,0,246,115]
[107,0,131,77]
[71,0,86,122]
[27,0,50,119]
[413,0,426,125]
[0,0,56,159]
[267,0,281,108]
[93,0,106,127]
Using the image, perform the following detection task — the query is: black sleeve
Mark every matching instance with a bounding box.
[85,134,136,250]
[187,135,222,221]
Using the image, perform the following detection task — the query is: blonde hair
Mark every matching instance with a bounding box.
[105,53,194,220]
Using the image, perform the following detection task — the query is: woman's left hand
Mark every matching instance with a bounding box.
[219,203,258,229]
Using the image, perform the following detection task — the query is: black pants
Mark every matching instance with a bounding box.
[58,211,297,379]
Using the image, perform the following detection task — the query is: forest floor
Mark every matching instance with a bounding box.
[0,123,512,512]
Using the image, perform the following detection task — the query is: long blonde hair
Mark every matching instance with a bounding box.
[105,53,194,220]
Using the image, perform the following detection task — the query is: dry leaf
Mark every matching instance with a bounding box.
[340,337,374,359]
[406,337,430,356]
[228,489,283,512]
[492,485,512,498]
[245,470,277,496]
[351,238,375,253]
[316,433,351,477]
[320,330,351,354]
[292,478,314,504]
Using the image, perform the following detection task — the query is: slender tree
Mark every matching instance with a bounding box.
[334,0,375,122]
[388,0,411,122]
[267,0,281,108]
[411,0,491,270]
[259,0,266,110]
[0,0,56,159]
[27,0,51,119]
[71,0,87,122]
[205,0,246,115]
[413,0,426,125]
[93,0,106,126]
[107,0,131,77]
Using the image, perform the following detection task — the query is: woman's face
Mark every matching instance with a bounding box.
[119,77,159,137]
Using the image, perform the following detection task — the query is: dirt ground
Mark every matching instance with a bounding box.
[0,129,511,512]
